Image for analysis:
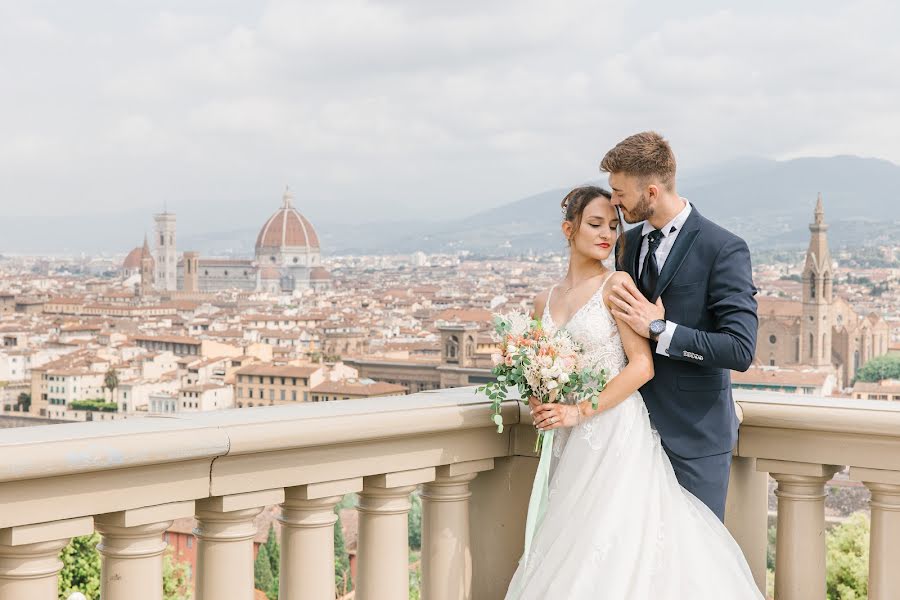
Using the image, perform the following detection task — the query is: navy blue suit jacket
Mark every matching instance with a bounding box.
[618,205,758,459]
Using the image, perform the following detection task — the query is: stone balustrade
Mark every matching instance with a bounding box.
[0,388,897,599]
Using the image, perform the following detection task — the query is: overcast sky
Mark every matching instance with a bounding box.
[2,0,899,230]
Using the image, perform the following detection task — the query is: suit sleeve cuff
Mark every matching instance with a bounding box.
[655,321,678,356]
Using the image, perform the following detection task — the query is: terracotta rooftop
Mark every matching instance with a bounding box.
[235,363,320,377]
[311,380,407,396]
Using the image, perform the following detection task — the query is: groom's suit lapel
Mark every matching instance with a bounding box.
[621,226,643,279]
[651,204,703,303]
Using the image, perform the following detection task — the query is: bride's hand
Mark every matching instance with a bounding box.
[532,402,582,431]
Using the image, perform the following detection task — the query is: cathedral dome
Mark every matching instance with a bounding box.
[255,189,320,253]
[123,247,144,270]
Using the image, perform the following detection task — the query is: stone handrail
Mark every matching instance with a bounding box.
[0,387,898,599]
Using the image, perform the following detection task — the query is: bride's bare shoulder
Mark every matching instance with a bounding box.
[602,271,633,303]
[531,286,556,320]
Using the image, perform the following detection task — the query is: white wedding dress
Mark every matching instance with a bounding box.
[504,281,763,599]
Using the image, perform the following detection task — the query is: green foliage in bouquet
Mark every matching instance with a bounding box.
[476,314,607,434]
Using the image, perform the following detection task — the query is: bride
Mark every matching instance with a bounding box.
[504,186,763,599]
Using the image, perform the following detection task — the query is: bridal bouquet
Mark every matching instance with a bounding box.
[476,310,607,452]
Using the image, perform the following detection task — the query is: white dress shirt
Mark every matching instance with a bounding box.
[637,200,692,357]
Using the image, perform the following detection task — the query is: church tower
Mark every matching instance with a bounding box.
[153,211,177,291]
[801,194,833,367]
[139,235,155,297]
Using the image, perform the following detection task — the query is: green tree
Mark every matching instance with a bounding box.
[254,545,275,600]
[264,525,279,600]
[855,355,900,384]
[16,391,30,412]
[408,492,422,551]
[162,551,192,600]
[60,534,192,600]
[104,367,119,404]
[826,512,869,600]
[335,512,351,596]
[59,533,102,600]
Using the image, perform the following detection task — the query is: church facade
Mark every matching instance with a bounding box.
[755,195,889,388]
[123,189,331,295]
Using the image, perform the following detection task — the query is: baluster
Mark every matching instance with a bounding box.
[850,467,900,600]
[95,501,195,600]
[421,459,494,600]
[759,459,840,600]
[356,467,435,600]
[0,517,93,600]
[279,478,362,600]
[194,489,284,600]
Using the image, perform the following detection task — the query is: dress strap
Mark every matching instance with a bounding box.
[544,284,557,320]
[598,269,617,296]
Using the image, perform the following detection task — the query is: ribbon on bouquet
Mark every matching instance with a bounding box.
[520,428,555,571]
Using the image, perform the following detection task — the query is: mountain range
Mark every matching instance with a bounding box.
[316,155,900,255]
[4,155,899,257]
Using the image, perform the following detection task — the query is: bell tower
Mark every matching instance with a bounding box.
[800,194,833,367]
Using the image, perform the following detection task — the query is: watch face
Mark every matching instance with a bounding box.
[650,320,666,336]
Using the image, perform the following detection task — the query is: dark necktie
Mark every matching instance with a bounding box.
[639,229,664,300]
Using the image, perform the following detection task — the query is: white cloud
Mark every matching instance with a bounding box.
[1,0,899,226]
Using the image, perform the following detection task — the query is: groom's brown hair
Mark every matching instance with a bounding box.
[600,131,676,190]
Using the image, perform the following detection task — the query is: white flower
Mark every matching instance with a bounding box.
[547,380,558,390]
[558,372,570,384]
[491,353,503,366]
[504,311,531,338]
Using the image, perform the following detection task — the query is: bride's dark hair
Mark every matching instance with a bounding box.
[560,185,624,267]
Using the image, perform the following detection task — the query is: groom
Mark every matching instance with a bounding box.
[602,131,758,522]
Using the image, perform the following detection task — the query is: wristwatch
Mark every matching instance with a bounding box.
[649,319,667,341]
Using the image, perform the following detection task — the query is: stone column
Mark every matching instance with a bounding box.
[726,455,769,594]
[279,478,362,600]
[95,501,195,600]
[421,459,494,600]
[195,489,284,600]
[0,517,93,600]
[759,459,840,600]
[356,467,435,600]
[850,467,900,600]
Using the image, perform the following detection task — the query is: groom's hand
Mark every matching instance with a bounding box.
[609,279,664,339]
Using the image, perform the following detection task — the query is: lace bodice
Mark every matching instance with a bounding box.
[542,274,627,383]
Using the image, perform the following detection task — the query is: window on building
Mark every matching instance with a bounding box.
[769,335,777,344]
[291,390,297,401]
[269,389,275,401]
[280,390,285,401]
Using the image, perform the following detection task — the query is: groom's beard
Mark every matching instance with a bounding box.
[621,193,654,223]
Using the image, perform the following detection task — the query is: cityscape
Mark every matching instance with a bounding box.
[3,2,900,599]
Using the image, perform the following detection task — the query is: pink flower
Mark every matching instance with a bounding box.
[491,353,503,366]
[505,355,514,367]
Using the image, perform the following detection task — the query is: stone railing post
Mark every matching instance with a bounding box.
[421,459,494,600]
[759,459,840,600]
[724,455,769,594]
[356,467,435,600]
[95,501,195,600]
[194,489,284,600]
[0,517,93,600]
[279,478,362,600]
[850,467,900,600]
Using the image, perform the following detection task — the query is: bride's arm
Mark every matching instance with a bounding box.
[576,272,654,419]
